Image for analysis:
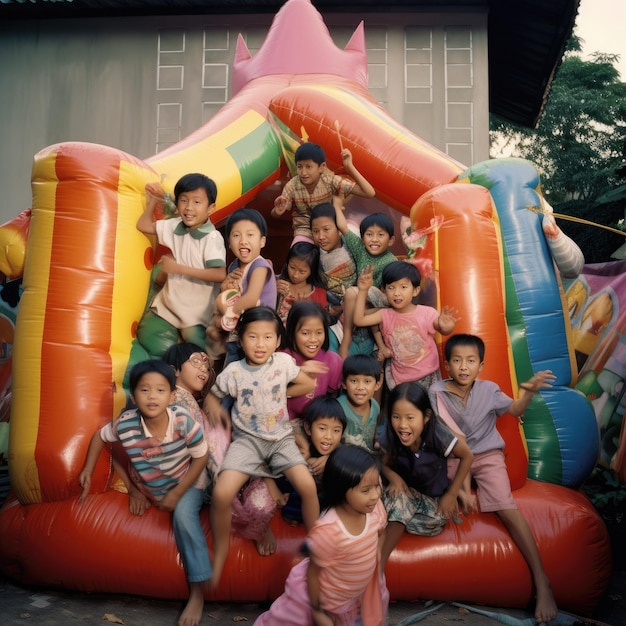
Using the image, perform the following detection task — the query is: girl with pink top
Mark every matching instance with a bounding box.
[282,301,343,455]
[254,445,388,626]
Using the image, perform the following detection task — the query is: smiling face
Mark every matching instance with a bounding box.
[311,215,342,252]
[176,187,215,230]
[228,219,266,265]
[305,416,344,456]
[296,158,325,191]
[343,465,382,515]
[130,372,175,421]
[362,224,394,257]
[342,373,382,412]
[239,319,281,366]
[384,277,419,313]
[176,351,211,394]
[294,315,326,359]
[390,397,430,453]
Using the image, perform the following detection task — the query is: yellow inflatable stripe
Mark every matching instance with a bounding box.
[296,85,464,172]
[151,110,267,208]
[10,152,59,502]
[110,161,157,419]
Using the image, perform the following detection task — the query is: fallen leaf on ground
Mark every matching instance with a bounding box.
[103,613,124,624]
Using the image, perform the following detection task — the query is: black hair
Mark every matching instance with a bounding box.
[128,360,176,393]
[302,395,347,457]
[278,241,326,289]
[381,260,421,289]
[295,142,325,165]
[309,202,337,227]
[384,382,437,467]
[174,173,217,205]
[342,354,382,381]
[285,301,330,353]
[236,305,285,345]
[359,212,394,238]
[162,342,206,372]
[320,445,379,511]
[444,333,485,362]
[225,207,268,239]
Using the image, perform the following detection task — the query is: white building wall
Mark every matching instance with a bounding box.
[0,11,488,224]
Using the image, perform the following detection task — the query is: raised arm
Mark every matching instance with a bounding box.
[341,148,375,198]
[332,190,349,235]
[136,182,163,235]
[508,370,556,417]
[353,266,384,328]
[434,305,460,336]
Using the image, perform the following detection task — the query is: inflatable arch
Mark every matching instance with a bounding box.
[0,0,611,615]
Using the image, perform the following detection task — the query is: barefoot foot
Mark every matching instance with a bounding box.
[178,582,204,626]
[255,527,277,556]
[534,580,557,624]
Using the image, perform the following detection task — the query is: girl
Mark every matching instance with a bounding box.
[283,301,343,454]
[276,241,327,324]
[379,382,473,570]
[79,360,210,626]
[205,306,327,589]
[280,395,347,524]
[255,445,388,626]
[162,342,281,556]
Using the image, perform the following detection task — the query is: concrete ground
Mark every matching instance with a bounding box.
[1,572,623,626]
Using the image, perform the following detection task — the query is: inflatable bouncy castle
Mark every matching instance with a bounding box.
[0,0,613,616]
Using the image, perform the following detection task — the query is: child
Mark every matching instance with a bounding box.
[354,261,458,390]
[204,306,326,589]
[379,382,473,570]
[280,394,347,524]
[283,301,343,454]
[136,173,227,358]
[337,354,383,454]
[332,196,397,359]
[162,342,226,491]
[254,445,388,626]
[210,208,277,365]
[79,360,210,626]
[276,241,328,325]
[429,333,558,624]
[310,202,357,324]
[272,142,375,244]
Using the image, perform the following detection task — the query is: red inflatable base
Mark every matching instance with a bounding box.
[0,479,610,615]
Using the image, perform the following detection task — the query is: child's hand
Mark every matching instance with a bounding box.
[340,148,353,168]
[376,345,392,361]
[436,492,460,520]
[299,360,330,378]
[357,265,374,291]
[308,455,328,477]
[145,182,165,204]
[159,254,178,275]
[519,370,556,393]
[158,489,181,512]
[312,608,334,626]
[457,490,478,516]
[203,394,230,429]
[437,305,460,334]
[273,194,291,216]
[78,470,92,502]
[221,268,243,292]
[386,475,410,498]
[276,279,292,297]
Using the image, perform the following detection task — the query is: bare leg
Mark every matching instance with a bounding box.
[178,581,205,626]
[497,509,557,623]
[338,286,357,359]
[284,464,320,531]
[209,469,250,590]
[380,521,405,572]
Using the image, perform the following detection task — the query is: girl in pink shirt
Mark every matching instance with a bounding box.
[254,445,388,626]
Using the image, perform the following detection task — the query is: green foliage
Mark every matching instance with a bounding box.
[490,36,626,262]
[582,466,626,520]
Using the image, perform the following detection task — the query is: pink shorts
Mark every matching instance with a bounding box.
[471,450,517,513]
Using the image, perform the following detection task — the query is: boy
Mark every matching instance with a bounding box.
[272,142,375,244]
[210,208,277,365]
[136,173,227,358]
[79,360,210,626]
[429,334,558,625]
[354,261,458,390]
[337,354,383,454]
[332,194,398,359]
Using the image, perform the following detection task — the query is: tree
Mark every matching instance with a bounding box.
[490,36,626,263]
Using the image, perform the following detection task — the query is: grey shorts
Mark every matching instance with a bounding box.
[220,433,306,478]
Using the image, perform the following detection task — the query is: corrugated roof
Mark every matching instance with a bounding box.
[0,0,580,127]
